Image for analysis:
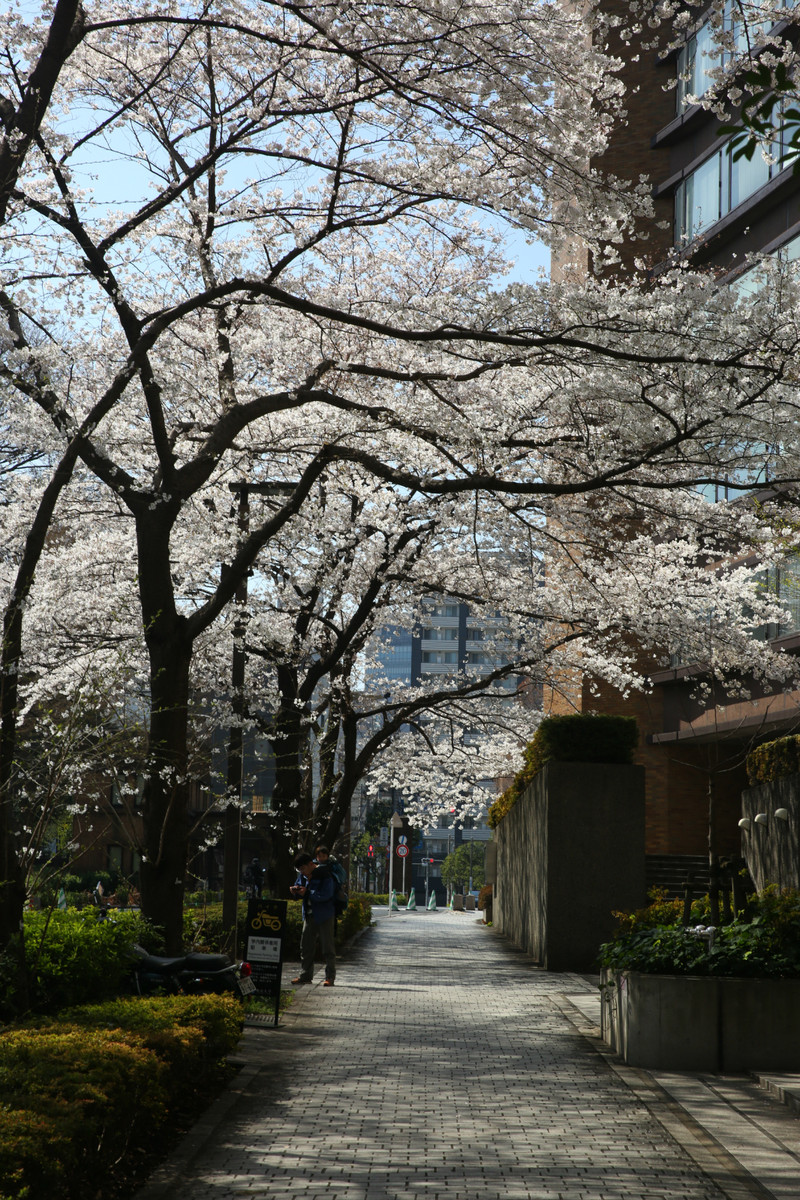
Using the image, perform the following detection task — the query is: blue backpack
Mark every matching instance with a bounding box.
[329,859,349,915]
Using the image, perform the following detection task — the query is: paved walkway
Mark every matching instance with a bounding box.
[137,909,800,1200]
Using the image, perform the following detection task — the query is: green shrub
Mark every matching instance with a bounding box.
[0,994,242,1200]
[746,734,800,785]
[527,714,639,773]
[599,887,800,978]
[0,1025,169,1200]
[335,895,373,942]
[20,908,158,1014]
[610,887,711,934]
[50,993,243,1061]
[489,715,638,827]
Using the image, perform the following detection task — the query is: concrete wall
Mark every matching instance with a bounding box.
[493,762,646,971]
[741,777,800,891]
[602,969,800,1071]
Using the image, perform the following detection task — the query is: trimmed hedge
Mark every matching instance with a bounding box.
[746,734,800,786]
[0,994,242,1200]
[489,714,639,827]
[527,714,638,771]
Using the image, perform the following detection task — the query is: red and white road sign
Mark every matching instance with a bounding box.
[396,844,409,857]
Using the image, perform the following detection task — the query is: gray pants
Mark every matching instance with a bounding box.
[299,915,336,982]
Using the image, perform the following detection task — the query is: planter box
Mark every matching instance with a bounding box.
[601,968,800,1071]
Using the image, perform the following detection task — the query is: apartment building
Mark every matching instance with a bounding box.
[550,5,800,882]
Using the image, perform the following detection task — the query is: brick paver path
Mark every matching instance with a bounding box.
[155,909,729,1200]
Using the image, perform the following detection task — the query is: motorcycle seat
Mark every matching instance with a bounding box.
[182,952,232,971]
[136,952,189,971]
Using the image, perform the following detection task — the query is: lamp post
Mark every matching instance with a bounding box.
[387,811,402,915]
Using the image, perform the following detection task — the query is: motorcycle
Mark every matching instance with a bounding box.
[130,943,255,998]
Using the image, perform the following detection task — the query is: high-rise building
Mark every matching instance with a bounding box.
[363,600,518,899]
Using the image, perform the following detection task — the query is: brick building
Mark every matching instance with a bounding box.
[547,6,800,884]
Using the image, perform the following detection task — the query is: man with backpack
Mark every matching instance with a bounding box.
[290,851,337,987]
[314,844,348,918]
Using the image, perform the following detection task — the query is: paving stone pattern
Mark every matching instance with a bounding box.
[158,909,729,1200]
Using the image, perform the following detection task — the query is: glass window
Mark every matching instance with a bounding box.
[676,98,794,247]
[677,3,777,114]
[682,151,722,239]
[422,626,456,641]
[729,140,771,209]
[428,603,460,618]
[421,650,458,664]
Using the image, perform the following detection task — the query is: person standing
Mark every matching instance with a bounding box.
[290,851,336,987]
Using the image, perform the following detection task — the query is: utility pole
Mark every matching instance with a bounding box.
[221,485,249,956]
[221,480,299,955]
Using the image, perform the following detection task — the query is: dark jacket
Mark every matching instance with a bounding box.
[294,865,335,924]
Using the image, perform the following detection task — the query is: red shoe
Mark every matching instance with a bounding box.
[323,979,335,987]
[291,977,311,985]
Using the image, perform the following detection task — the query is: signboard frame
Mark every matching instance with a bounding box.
[245,898,288,1026]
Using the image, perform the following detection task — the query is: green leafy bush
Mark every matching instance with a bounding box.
[599,887,800,978]
[0,995,242,1200]
[19,908,158,1015]
[610,887,711,934]
[746,734,800,785]
[336,895,373,942]
[489,715,639,827]
[49,993,244,1062]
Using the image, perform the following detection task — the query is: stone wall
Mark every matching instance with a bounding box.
[741,776,800,891]
[493,761,646,971]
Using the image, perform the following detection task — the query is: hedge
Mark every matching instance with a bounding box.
[0,994,242,1200]
[7,909,159,1018]
[489,714,639,827]
[746,734,800,786]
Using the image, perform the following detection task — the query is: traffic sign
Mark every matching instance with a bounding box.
[396,844,409,858]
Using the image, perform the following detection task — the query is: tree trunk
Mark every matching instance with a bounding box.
[0,443,82,1008]
[0,598,30,1012]
[138,627,192,953]
[136,512,193,954]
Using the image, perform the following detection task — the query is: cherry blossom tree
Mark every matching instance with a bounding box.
[2,0,800,962]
